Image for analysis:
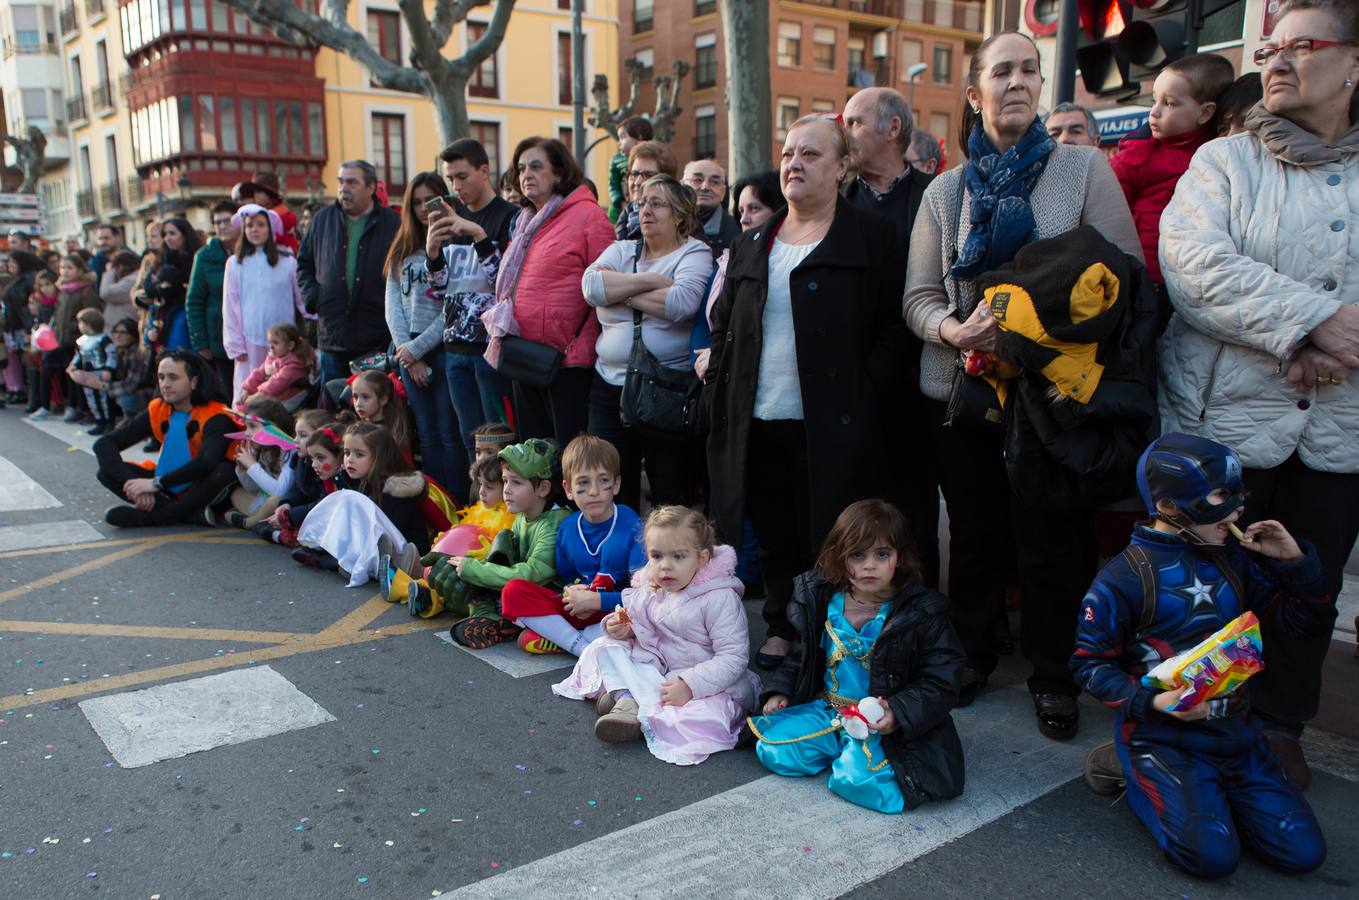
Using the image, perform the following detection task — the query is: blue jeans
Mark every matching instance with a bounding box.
[319,350,354,388]
[400,347,466,497]
[444,349,513,464]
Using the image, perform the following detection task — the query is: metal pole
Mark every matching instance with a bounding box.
[1052,0,1080,104]
[571,0,587,164]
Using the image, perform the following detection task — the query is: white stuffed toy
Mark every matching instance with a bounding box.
[838,696,887,740]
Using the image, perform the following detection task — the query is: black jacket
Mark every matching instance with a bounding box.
[705,197,914,546]
[762,571,967,810]
[983,227,1161,512]
[695,205,741,256]
[297,202,401,354]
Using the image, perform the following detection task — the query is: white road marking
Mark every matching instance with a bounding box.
[447,688,1114,898]
[21,415,156,464]
[0,519,104,552]
[78,665,336,768]
[436,629,575,679]
[0,455,62,513]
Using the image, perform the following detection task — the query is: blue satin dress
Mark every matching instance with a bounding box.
[751,593,904,814]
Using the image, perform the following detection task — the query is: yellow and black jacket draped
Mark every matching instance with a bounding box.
[980,226,1161,510]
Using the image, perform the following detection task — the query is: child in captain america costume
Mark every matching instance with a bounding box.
[1070,433,1330,879]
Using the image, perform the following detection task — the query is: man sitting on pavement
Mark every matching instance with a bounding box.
[95,350,239,528]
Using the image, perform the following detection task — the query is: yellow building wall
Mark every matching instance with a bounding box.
[319,0,620,201]
[54,0,138,244]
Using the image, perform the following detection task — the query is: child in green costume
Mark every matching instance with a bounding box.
[413,438,569,649]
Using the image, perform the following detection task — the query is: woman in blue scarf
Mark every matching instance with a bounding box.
[903,30,1140,741]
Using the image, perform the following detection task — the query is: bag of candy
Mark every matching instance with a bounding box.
[1141,611,1264,711]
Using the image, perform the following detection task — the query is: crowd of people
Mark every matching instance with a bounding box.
[1,0,1355,882]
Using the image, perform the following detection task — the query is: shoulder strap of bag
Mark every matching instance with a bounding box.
[630,239,645,343]
[1121,545,1159,637]
[945,172,967,329]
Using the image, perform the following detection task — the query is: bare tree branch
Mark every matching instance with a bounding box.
[431,0,481,48]
[453,0,516,78]
[218,0,429,92]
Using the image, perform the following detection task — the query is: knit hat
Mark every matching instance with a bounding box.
[498,438,557,480]
[980,226,1130,406]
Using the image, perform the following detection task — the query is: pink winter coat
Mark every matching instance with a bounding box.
[617,545,757,706]
[509,185,615,368]
[239,351,310,403]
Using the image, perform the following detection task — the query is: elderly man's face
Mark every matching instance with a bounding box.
[682,160,727,213]
[337,166,376,215]
[1046,110,1099,147]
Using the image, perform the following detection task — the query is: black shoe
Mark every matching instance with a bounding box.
[754,651,786,671]
[1033,692,1079,741]
[291,547,339,571]
[249,521,278,542]
[223,510,248,529]
[142,438,162,452]
[104,505,152,528]
[193,506,218,528]
[957,667,989,708]
[87,422,109,436]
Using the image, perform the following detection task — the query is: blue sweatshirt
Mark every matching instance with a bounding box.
[554,504,646,611]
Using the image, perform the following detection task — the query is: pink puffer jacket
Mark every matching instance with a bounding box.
[510,185,615,369]
[617,545,758,707]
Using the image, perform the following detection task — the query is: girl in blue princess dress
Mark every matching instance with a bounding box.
[750,499,967,813]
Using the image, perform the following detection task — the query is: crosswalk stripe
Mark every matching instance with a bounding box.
[436,630,575,678]
[446,687,1113,898]
[0,455,61,513]
[0,519,104,552]
[21,415,156,464]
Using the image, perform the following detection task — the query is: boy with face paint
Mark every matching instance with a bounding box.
[1071,433,1331,879]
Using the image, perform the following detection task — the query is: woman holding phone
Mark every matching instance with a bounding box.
[384,172,465,496]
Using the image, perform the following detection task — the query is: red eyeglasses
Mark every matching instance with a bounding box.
[1253,37,1353,66]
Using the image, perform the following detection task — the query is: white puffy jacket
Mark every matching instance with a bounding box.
[1159,103,1359,473]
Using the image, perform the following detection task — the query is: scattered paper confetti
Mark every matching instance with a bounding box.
[572,819,583,826]
[357,875,369,883]
[385,840,394,847]
[514,764,526,771]
[490,861,500,869]
[586,800,596,807]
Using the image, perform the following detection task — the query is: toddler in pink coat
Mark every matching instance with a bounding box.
[553,506,760,765]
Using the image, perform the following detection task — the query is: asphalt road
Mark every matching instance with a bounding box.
[2,408,1356,899]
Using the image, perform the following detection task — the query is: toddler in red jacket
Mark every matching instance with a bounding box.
[1111,53,1235,284]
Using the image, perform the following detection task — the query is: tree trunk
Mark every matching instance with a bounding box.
[431,73,472,146]
[720,0,772,179]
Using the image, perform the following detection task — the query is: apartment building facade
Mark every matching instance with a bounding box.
[2,0,618,246]
[620,0,987,176]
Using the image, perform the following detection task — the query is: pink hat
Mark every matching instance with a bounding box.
[232,203,285,239]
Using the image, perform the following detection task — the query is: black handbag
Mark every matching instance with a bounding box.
[941,173,1004,433]
[619,240,698,433]
[620,310,697,433]
[495,306,593,388]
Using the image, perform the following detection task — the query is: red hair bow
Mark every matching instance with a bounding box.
[387,371,407,400]
[321,426,342,443]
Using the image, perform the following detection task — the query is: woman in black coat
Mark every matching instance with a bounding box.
[706,115,913,669]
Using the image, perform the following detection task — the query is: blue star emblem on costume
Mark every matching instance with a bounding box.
[1176,574,1218,616]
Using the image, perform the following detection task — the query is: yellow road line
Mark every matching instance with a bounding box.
[0,620,305,643]
[0,536,144,559]
[0,627,390,711]
[316,593,394,639]
[0,542,159,606]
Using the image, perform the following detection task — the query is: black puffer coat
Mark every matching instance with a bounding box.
[761,570,966,809]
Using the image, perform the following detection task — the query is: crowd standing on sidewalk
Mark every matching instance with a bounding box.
[1,0,1356,881]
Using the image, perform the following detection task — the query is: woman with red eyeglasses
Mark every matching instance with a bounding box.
[1159,0,1359,790]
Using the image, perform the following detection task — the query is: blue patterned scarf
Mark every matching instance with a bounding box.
[950,118,1055,281]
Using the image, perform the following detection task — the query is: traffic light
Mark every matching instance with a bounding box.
[1075,1,1138,97]
[1074,1,1233,97]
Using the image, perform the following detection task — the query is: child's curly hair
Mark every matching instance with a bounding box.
[643,506,717,553]
[815,499,920,591]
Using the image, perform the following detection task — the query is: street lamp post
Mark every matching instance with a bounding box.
[906,61,928,110]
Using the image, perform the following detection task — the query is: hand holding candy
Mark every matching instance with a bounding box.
[1153,687,1211,722]
[1237,519,1303,561]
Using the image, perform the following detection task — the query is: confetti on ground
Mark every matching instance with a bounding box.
[357,875,369,883]
[490,861,500,869]
[385,840,394,847]
[514,764,526,771]
[587,800,596,807]
[449,819,463,823]
[572,819,583,826]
